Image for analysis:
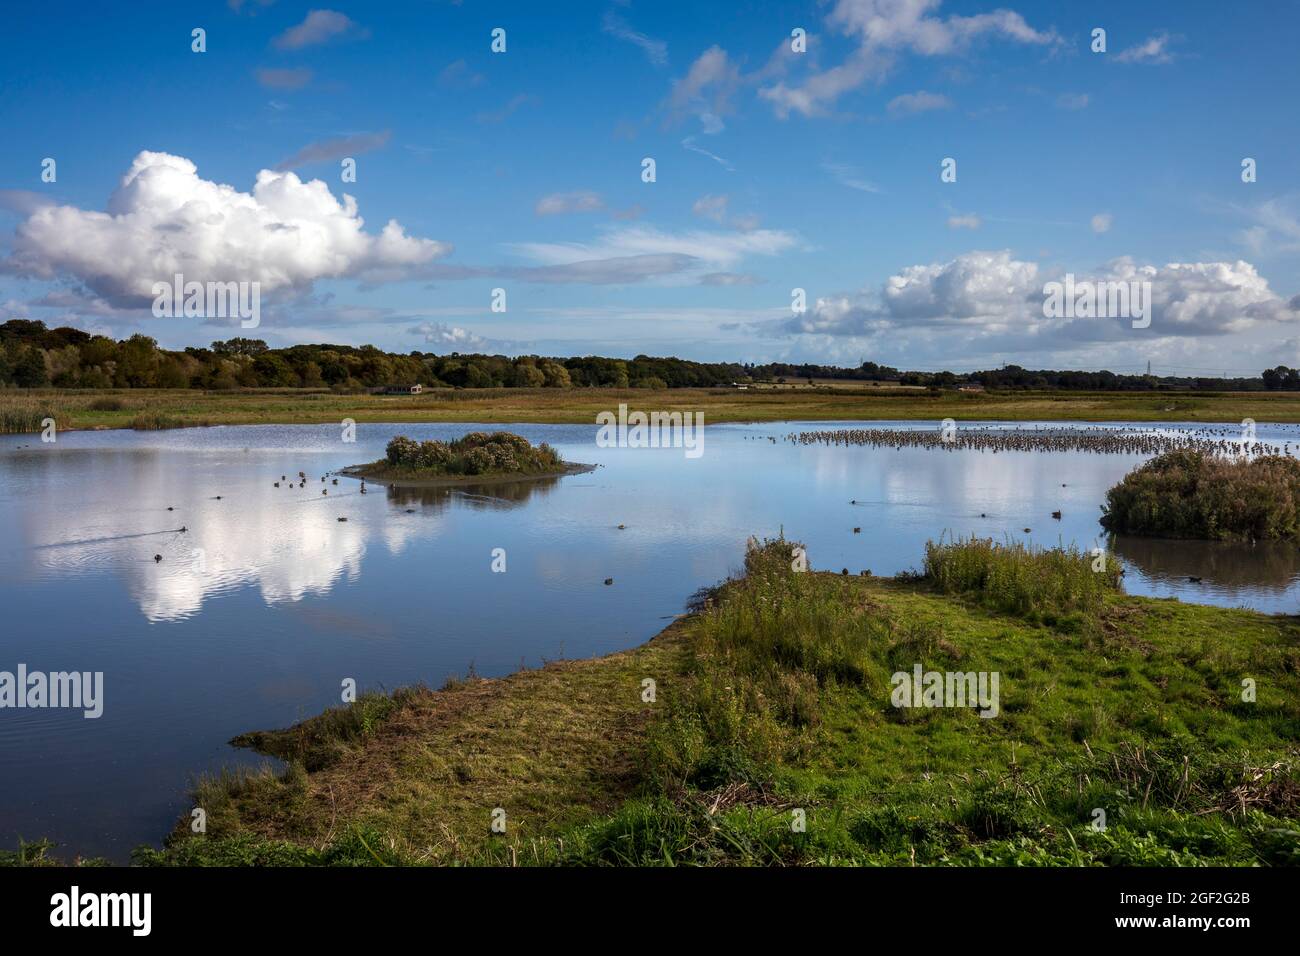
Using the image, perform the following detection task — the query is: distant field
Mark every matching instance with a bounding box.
[6,386,1300,432]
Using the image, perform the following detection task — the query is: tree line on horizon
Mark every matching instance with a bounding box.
[0,319,1287,393]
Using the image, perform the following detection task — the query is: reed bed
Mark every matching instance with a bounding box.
[922,535,1122,618]
[129,412,187,430]
[0,404,60,433]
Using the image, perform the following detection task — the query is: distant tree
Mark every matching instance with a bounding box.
[155,358,190,389]
[211,338,269,357]
[1262,366,1300,390]
[300,361,325,388]
[115,335,160,387]
[512,363,546,388]
[464,362,494,388]
[253,353,298,387]
[81,336,117,367]
[0,319,49,345]
[12,345,49,387]
[539,360,571,388]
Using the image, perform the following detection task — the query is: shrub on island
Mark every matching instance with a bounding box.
[377,431,564,477]
[1100,449,1300,540]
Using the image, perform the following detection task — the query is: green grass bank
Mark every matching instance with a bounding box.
[117,538,1300,867]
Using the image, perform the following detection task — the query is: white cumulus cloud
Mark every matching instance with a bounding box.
[411,321,490,351]
[5,151,451,303]
[788,251,1298,339]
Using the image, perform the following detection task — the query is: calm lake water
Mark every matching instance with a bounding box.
[2,419,1299,860]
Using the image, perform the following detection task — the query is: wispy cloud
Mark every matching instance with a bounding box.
[437,59,484,90]
[509,224,799,284]
[691,194,729,224]
[692,194,760,230]
[272,10,367,50]
[255,67,312,90]
[476,94,538,124]
[1115,32,1178,64]
[682,137,734,171]
[665,46,740,133]
[887,90,953,116]
[1229,194,1300,255]
[700,271,764,286]
[823,162,881,193]
[761,0,1060,118]
[535,191,604,216]
[229,0,275,14]
[276,130,391,170]
[602,10,667,66]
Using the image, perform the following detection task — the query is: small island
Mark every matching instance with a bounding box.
[344,431,593,487]
[1100,448,1300,540]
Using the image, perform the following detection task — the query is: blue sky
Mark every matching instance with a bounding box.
[1,0,1298,373]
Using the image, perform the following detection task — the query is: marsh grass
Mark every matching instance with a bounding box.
[229,688,424,772]
[923,535,1122,619]
[10,387,1300,433]
[0,837,109,867]
[0,404,58,433]
[647,537,914,788]
[129,412,187,430]
[87,396,129,411]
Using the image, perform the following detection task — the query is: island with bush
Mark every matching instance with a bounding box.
[344,431,593,487]
[1101,449,1300,539]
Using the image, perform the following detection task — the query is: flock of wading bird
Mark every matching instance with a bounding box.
[785,423,1300,457]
